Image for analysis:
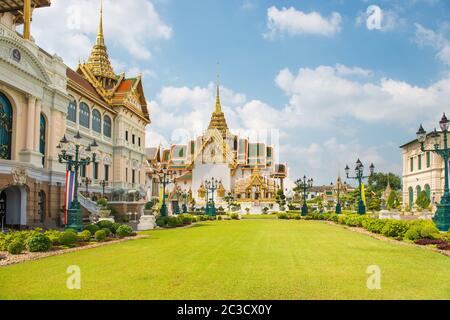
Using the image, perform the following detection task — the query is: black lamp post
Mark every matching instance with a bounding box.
[158,165,173,217]
[331,181,342,214]
[83,177,92,194]
[416,113,450,231]
[58,131,98,231]
[174,186,182,215]
[100,180,108,198]
[345,160,375,215]
[205,178,219,216]
[295,176,313,216]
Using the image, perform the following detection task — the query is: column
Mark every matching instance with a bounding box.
[26,96,36,151]
[34,99,42,152]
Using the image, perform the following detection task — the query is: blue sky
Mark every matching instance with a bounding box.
[32,0,450,185]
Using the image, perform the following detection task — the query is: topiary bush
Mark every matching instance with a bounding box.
[95,230,107,242]
[230,213,240,220]
[8,240,25,255]
[381,220,409,238]
[404,227,421,241]
[420,224,440,239]
[59,231,78,247]
[101,228,111,237]
[96,220,114,233]
[167,216,182,228]
[179,214,193,225]
[156,216,169,227]
[277,212,288,220]
[27,234,52,252]
[78,230,92,242]
[116,225,133,238]
[83,224,100,235]
[44,230,62,245]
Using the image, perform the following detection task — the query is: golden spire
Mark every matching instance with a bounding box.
[208,65,229,137]
[85,0,116,85]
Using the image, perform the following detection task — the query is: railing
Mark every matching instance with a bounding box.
[78,192,99,215]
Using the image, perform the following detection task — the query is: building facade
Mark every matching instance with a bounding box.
[0,1,150,229]
[401,134,443,210]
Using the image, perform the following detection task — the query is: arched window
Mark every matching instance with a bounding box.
[92,109,102,133]
[0,92,13,160]
[408,187,414,208]
[67,100,76,122]
[416,185,422,198]
[39,113,46,167]
[425,184,431,200]
[103,115,112,138]
[79,102,90,128]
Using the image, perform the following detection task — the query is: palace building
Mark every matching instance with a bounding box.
[146,83,288,213]
[0,1,150,229]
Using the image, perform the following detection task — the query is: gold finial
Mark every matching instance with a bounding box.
[215,62,221,113]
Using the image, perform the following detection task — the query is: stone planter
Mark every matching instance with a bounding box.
[98,209,112,218]
[137,215,156,231]
[143,209,154,216]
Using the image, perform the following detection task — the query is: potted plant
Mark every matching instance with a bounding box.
[143,200,156,216]
[97,198,112,218]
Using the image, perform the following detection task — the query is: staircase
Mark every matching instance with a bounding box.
[78,193,99,215]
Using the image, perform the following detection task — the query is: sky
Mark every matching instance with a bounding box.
[29,0,450,186]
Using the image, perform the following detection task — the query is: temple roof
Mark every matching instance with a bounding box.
[84,3,116,82]
[0,0,50,16]
[207,83,229,137]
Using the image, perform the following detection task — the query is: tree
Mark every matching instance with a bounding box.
[276,189,286,211]
[416,190,431,210]
[224,192,235,213]
[368,173,401,193]
[368,195,381,212]
[386,190,399,210]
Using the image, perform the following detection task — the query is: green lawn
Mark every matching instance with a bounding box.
[0,220,449,300]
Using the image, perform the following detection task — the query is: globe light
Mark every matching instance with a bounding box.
[416,124,427,144]
[439,113,449,132]
[345,165,350,177]
[369,163,375,175]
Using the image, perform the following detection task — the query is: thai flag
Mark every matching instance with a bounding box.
[64,170,75,225]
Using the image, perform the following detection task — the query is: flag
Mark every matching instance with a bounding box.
[64,170,75,225]
[361,183,367,206]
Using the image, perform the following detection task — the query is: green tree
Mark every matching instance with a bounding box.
[276,189,286,211]
[368,195,381,212]
[386,190,399,209]
[224,192,235,213]
[368,173,402,193]
[416,190,431,210]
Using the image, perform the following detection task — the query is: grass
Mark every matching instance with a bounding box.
[241,214,278,219]
[0,220,449,300]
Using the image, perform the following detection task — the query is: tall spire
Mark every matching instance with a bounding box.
[85,0,116,84]
[208,65,229,137]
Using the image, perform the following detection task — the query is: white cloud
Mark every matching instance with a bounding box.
[355,8,405,32]
[264,6,342,39]
[32,0,172,67]
[414,23,450,66]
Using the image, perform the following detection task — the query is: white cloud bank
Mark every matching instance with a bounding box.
[264,6,342,39]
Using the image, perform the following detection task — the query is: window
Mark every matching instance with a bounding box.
[39,114,46,167]
[93,162,99,180]
[418,154,422,170]
[138,137,141,147]
[410,157,414,172]
[0,92,13,160]
[103,115,112,138]
[80,164,86,178]
[67,100,76,122]
[92,109,101,133]
[132,169,136,184]
[125,168,128,182]
[125,131,129,141]
[104,164,110,181]
[132,134,135,145]
[79,102,90,128]
[427,152,431,168]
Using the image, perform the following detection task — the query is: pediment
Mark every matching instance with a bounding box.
[0,36,51,84]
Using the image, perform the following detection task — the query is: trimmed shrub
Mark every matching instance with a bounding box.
[404,228,421,241]
[96,220,114,233]
[167,216,182,228]
[156,216,169,227]
[27,234,52,252]
[8,240,25,255]
[179,214,193,225]
[116,225,133,238]
[381,220,409,238]
[65,228,78,235]
[44,230,62,245]
[78,230,92,242]
[59,231,78,246]
[230,213,240,220]
[277,212,288,220]
[95,230,107,242]
[101,228,111,237]
[83,224,100,235]
[420,224,440,239]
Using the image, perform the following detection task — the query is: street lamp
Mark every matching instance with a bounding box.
[58,131,98,231]
[100,180,108,198]
[416,114,450,231]
[331,180,342,214]
[295,176,313,216]
[173,186,182,215]
[157,165,173,217]
[82,177,92,194]
[205,178,219,216]
[345,159,375,215]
